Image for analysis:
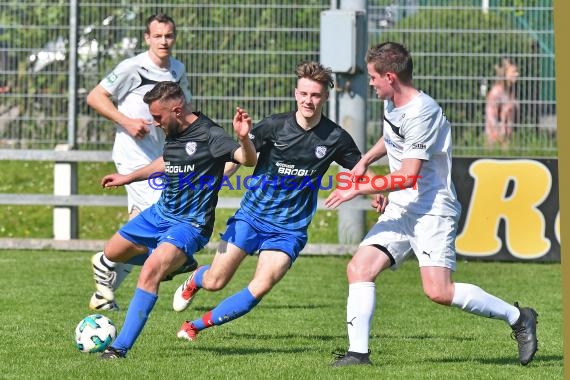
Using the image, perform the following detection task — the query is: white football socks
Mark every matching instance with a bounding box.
[98,252,133,291]
[100,252,116,268]
[346,282,376,354]
[451,282,520,325]
[113,263,133,290]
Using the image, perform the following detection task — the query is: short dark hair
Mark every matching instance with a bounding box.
[143,81,185,105]
[296,61,334,89]
[366,42,413,83]
[145,13,176,36]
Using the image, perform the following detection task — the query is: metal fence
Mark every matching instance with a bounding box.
[0,0,555,156]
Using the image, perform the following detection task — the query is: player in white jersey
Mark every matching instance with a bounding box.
[325,42,538,367]
[85,13,193,311]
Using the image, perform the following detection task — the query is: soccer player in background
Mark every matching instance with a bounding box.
[98,81,257,359]
[86,14,193,311]
[325,42,538,366]
[172,61,363,341]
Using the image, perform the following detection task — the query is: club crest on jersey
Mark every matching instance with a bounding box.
[185,142,197,156]
[248,132,255,140]
[315,145,327,159]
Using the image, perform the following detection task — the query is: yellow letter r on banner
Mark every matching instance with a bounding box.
[456,159,551,259]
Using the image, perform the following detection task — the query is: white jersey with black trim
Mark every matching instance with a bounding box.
[100,51,192,166]
[382,92,461,217]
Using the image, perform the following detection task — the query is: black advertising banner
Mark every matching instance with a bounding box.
[453,157,560,262]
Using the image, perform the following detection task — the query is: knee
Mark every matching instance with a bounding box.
[202,272,228,291]
[423,286,453,306]
[103,248,121,263]
[136,269,160,292]
[137,261,164,289]
[347,260,374,282]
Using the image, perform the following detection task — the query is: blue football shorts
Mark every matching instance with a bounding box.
[221,209,307,264]
[119,205,209,260]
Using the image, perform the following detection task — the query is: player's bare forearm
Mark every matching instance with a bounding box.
[224,162,241,177]
[101,173,128,188]
[234,138,257,167]
[325,158,422,209]
[361,137,387,165]
[86,85,129,126]
[86,85,151,139]
[131,157,165,181]
[103,157,165,188]
[358,158,422,195]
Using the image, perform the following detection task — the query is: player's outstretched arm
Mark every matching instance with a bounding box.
[101,157,165,189]
[361,137,387,166]
[324,187,359,209]
[346,137,387,182]
[326,158,422,209]
[101,173,129,188]
[231,107,257,167]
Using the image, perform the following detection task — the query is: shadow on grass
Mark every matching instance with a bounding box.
[373,333,477,341]
[172,344,312,356]
[192,303,331,312]
[429,354,562,366]
[226,332,340,341]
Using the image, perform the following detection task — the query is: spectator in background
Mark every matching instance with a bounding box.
[485,58,519,147]
[0,28,11,93]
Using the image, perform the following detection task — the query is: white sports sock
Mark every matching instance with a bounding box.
[100,251,116,269]
[100,252,133,291]
[346,282,376,354]
[451,282,520,325]
[113,263,133,290]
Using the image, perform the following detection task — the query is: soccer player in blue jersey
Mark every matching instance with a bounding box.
[97,81,257,359]
[86,14,192,311]
[172,61,362,341]
[325,42,538,366]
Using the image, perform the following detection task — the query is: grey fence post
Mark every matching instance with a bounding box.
[321,0,368,244]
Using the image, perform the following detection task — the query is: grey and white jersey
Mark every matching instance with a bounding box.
[100,51,191,166]
[382,92,461,217]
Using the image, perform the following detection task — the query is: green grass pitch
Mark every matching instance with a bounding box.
[0,250,562,379]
